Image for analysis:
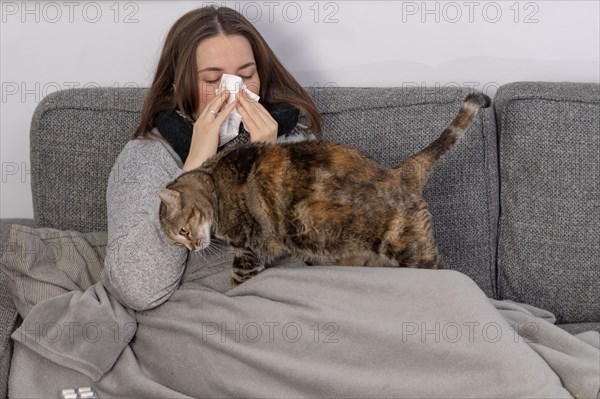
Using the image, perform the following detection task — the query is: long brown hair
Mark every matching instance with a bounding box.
[134,6,322,141]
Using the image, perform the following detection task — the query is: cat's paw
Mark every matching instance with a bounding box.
[230,270,253,287]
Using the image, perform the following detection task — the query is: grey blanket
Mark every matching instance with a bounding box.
[8,259,600,398]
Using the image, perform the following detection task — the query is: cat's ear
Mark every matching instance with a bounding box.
[158,188,181,209]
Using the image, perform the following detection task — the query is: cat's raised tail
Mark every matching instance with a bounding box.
[395,92,491,193]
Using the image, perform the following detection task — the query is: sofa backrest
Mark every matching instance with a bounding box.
[495,82,600,324]
[29,87,499,297]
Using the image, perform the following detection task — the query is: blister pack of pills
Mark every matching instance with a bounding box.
[59,386,99,399]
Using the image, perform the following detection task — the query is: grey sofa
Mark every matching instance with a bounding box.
[1,82,598,396]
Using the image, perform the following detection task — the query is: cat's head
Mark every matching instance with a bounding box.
[158,177,216,252]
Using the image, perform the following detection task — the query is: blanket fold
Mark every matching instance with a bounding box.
[491,299,600,399]
[11,270,136,381]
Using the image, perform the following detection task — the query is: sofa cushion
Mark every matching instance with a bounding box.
[30,88,146,233]
[30,87,499,297]
[495,82,600,323]
[0,224,106,318]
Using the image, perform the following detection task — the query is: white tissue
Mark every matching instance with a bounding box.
[216,73,260,146]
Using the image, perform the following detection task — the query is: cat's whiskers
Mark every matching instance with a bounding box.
[208,240,227,257]
[206,240,227,257]
[194,239,227,261]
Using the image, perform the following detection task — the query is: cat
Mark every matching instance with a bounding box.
[158,93,491,285]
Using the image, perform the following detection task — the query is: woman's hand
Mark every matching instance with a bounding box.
[182,90,237,172]
[236,89,278,144]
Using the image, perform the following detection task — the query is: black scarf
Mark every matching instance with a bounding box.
[154,103,299,164]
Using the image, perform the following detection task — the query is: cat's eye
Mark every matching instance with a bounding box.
[179,227,189,236]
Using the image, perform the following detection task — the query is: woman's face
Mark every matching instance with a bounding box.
[195,34,260,118]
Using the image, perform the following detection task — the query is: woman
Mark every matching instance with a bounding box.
[105,6,322,311]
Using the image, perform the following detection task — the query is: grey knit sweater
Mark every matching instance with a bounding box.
[105,127,314,311]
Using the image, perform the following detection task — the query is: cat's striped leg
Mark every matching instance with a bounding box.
[231,248,266,286]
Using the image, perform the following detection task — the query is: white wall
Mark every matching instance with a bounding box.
[1,0,599,218]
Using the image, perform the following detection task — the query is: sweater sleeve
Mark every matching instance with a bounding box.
[104,138,188,311]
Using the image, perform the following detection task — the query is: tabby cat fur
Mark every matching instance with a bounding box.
[158,93,491,285]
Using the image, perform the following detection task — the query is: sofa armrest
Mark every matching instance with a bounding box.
[0,218,35,399]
